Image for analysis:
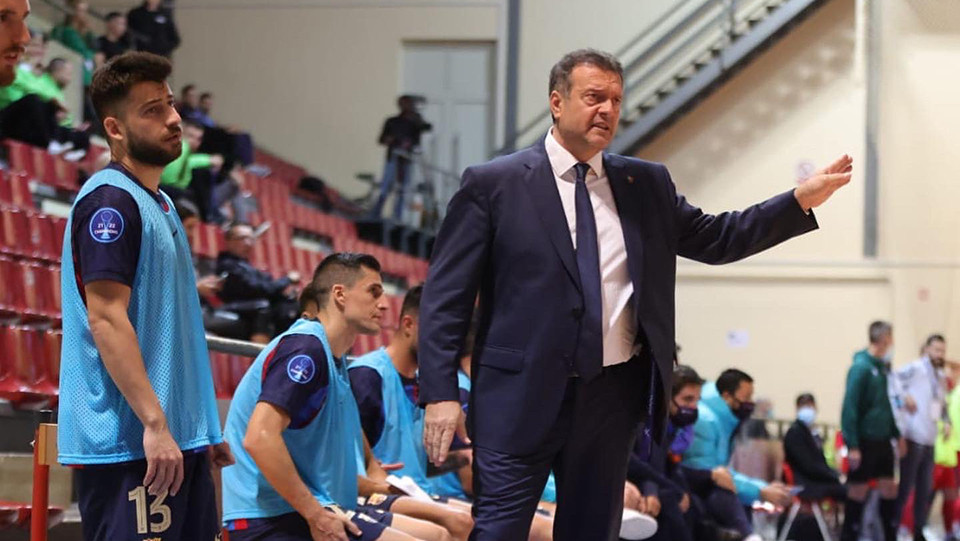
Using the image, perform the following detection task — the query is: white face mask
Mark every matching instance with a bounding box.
[797,406,817,426]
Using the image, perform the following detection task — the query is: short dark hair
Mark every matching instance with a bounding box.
[868,320,893,344]
[105,11,123,21]
[549,49,623,98]
[90,52,172,122]
[181,83,195,95]
[200,92,213,100]
[400,284,423,320]
[298,281,320,313]
[716,368,754,397]
[47,57,68,73]
[672,365,704,397]
[175,198,199,222]
[796,393,816,408]
[926,333,946,347]
[306,252,382,310]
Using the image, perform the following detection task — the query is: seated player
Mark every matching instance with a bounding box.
[221,253,430,541]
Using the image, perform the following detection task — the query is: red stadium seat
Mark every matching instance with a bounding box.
[209,351,233,399]
[0,500,28,530]
[20,262,58,321]
[0,206,30,257]
[0,326,56,406]
[0,169,33,209]
[51,216,67,259]
[26,212,58,261]
[0,257,25,316]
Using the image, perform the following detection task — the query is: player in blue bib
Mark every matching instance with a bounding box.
[223,254,441,541]
[57,52,233,541]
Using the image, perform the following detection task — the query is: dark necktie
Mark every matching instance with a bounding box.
[573,162,603,380]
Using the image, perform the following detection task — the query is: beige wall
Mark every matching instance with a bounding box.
[639,0,873,423]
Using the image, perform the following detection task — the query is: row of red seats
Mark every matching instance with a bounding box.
[209,351,254,399]
[0,206,66,262]
[0,169,33,209]
[0,257,61,323]
[5,140,81,193]
[0,326,61,407]
[0,500,63,531]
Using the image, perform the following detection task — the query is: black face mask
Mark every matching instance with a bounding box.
[670,404,699,428]
[733,400,756,421]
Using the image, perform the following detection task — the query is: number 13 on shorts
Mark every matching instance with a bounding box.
[127,486,172,535]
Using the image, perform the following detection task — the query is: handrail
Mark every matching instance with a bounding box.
[206,334,265,357]
[496,0,784,156]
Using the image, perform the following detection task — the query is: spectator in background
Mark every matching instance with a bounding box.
[0,57,90,160]
[177,83,199,120]
[195,91,215,127]
[95,12,133,67]
[681,369,792,541]
[892,334,950,541]
[161,119,222,210]
[216,223,300,343]
[627,365,708,541]
[783,393,846,501]
[127,0,180,58]
[840,320,900,541]
[50,0,96,86]
[371,94,432,221]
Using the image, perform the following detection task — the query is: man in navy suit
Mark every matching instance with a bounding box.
[418,49,852,541]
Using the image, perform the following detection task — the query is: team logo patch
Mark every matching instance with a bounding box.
[88,207,124,243]
[367,493,388,506]
[286,355,316,384]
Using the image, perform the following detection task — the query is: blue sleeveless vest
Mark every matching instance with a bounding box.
[58,168,221,464]
[222,319,362,521]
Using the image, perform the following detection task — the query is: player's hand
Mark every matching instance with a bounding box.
[424,400,470,467]
[848,448,862,470]
[679,493,691,513]
[904,395,918,414]
[760,482,792,507]
[897,438,908,457]
[142,423,184,496]
[623,481,642,511]
[208,441,235,468]
[307,508,361,541]
[644,495,661,517]
[196,275,223,298]
[711,466,736,492]
[793,154,853,211]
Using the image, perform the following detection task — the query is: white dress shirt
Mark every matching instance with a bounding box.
[544,129,638,367]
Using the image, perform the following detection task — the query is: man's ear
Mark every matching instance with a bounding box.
[549,90,563,121]
[103,116,124,146]
[331,284,346,309]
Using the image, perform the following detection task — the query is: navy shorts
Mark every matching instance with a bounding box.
[356,493,401,513]
[226,508,393,541]
[75,449,220,541]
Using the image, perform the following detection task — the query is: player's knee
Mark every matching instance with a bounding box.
[443,510,473,539]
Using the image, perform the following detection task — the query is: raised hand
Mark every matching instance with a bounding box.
[794,154,853,212]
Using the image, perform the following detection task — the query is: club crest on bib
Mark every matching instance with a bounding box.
[287,355,316,384]
[89,207,125,243]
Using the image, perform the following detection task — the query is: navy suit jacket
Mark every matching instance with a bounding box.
[419,139,818,456]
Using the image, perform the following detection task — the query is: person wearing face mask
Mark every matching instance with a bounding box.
[627,365,742,541]
[840,320,901,541]
[783,393,845,501]
[889,334,950,541]
[681,369,792,540]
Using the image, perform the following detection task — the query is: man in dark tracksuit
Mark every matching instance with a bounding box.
[841,320,901,541]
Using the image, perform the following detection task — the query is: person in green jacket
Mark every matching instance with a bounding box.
[161,120,223,217]
[49,0,97,86]
[840,320,901,541]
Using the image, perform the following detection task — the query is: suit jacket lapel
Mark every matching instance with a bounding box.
[605,154,644,306]
[524,143,582,292]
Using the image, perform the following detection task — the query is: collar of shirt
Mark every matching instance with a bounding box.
[544,128,604,182]
[107,161,169,207]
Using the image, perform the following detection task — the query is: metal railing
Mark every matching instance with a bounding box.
[497,0,796,155]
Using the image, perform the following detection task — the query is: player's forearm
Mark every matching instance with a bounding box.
[244,428,323,519]
[357,475,390,497]
[88,311,166,431]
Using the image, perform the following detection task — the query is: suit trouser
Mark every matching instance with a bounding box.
[469,358,646,541]
[894,439,935,535]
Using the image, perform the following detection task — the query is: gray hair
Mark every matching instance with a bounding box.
[868,320,892,344]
